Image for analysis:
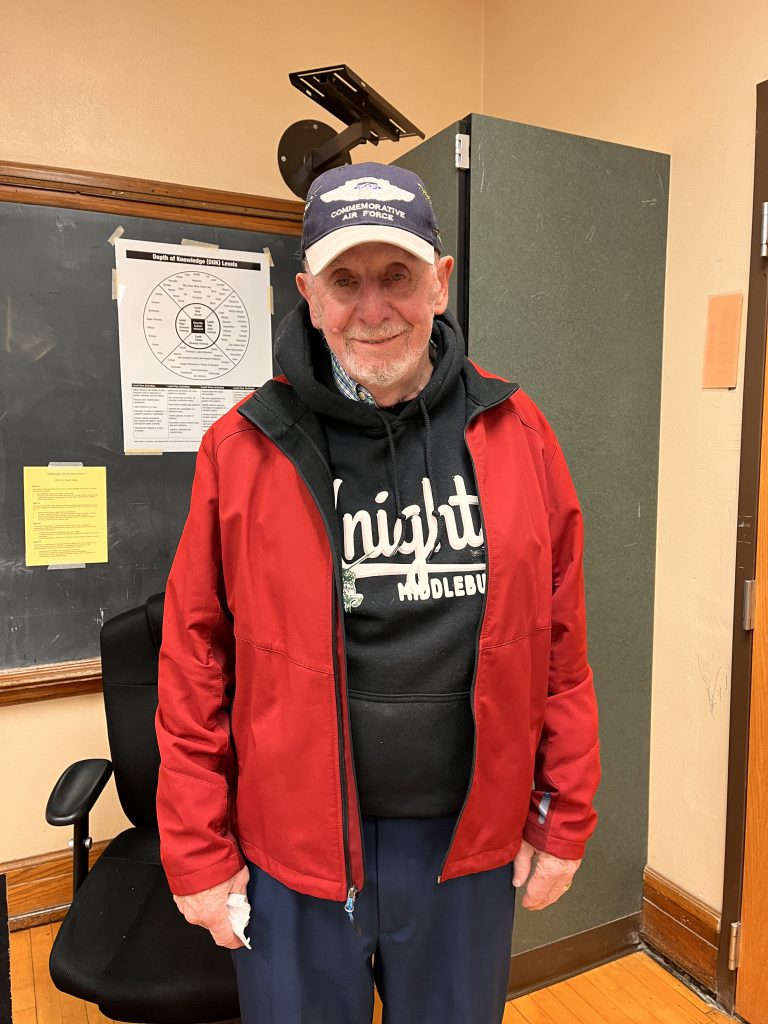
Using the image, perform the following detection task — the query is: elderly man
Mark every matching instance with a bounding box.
[156,161,600,1024]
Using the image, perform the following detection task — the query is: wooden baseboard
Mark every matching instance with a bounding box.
[0,845,722,999]
[641,866,720,994]
[508,912,642,998]
[0,840,109,931]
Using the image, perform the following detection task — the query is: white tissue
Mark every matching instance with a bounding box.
[226,892,252,949]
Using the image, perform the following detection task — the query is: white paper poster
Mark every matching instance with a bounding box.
[114,239,272,452]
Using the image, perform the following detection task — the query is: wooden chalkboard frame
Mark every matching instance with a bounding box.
[0,161,304,232]
[0,162,303,708]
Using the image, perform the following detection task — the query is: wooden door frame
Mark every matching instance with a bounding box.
[718,78,768,1014]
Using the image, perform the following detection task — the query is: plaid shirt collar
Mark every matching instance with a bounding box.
[329,349,377,405]
[328,340,438,407]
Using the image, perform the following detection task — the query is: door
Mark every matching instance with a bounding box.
[719,77,768,1021]
[736,318,768,1023]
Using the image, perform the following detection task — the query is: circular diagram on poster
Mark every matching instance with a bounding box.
[143,271,250,380]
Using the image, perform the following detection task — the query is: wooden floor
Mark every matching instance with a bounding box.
[10,921,736,1023]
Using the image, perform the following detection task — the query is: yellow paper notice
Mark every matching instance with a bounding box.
[24,466,108,566]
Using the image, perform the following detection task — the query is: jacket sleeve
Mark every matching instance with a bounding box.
[155,437,245,896]
[522,442,601,860]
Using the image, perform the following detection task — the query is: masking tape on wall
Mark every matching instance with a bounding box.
[181,238,220,249]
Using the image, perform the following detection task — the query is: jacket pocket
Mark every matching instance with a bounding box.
[347,689,474,817]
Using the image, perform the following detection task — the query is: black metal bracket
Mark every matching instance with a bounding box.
[278,65,424,199]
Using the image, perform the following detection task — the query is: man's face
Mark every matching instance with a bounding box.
[296,242,454,394]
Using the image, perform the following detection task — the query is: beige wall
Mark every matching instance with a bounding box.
[0,0,483,198]
[1,695,129,862]
[483,0,768,912]
[0,0,484,864]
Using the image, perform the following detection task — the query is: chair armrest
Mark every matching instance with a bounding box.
[46,759,113,826]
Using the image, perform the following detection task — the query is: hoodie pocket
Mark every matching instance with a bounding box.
[347,689,474,817]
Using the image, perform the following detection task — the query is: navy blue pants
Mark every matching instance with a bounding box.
[231,813,517,1023]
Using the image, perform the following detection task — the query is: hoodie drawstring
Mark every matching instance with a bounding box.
[375,400,442,560]
[376,411,407,522]
[418,398,444,557]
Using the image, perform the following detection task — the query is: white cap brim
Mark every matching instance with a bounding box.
[304,225,436,274]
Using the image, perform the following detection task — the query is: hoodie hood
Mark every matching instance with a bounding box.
[274,298,465,436]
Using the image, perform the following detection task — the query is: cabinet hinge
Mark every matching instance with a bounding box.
[455,133,470,170]
[761,202,768,257]
[729,920,741,970]
[744,579,756,631]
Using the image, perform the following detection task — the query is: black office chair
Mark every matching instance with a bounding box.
[45,592,240,1024]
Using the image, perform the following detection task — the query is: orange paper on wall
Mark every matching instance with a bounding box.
[702,292,743,389]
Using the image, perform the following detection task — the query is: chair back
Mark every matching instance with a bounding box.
[99,593,165,827]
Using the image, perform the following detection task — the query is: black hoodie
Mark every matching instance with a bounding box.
[275,301,486,817]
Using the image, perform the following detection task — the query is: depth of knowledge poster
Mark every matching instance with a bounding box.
[114,238,272,453]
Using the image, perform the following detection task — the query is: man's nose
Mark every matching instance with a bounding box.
[355,280,390,325]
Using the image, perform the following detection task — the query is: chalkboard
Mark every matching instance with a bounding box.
[0,200,301,670]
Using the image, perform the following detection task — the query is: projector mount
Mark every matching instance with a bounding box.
[278,65,425,199]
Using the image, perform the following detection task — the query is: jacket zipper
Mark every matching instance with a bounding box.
[249,400,364,921]
[436,389,517,884]
[331,578,360,924]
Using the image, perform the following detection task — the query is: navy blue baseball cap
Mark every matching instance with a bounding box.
[301,161,442,274]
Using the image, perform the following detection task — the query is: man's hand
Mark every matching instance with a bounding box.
[172,864,251,948]
[513,839,581,910]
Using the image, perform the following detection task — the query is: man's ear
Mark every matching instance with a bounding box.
[432,256,454,315]
[295,272,323,329]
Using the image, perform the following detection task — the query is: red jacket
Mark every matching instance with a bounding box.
[156,358,600,905]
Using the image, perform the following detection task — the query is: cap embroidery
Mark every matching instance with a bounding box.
[320,177,415,204]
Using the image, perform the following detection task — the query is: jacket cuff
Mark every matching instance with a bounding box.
[163,847,246,897]
[522,821,586,861]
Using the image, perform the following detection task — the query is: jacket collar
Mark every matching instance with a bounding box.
[461,360,519,418]
[237,378,342,562]
[239,377,309,435]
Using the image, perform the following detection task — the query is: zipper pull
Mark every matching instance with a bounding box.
[344,884,358,924]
